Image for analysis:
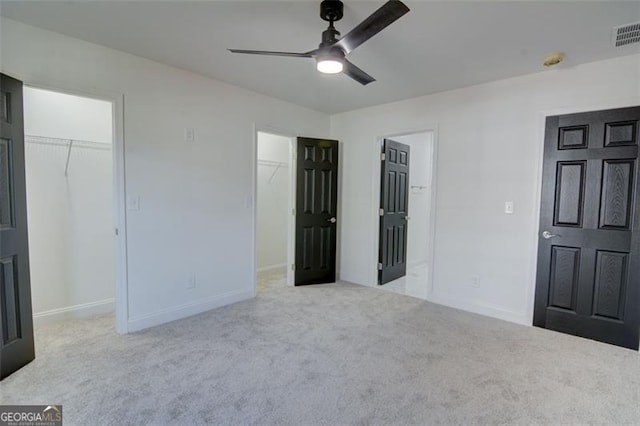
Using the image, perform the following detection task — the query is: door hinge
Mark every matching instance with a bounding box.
[291,264,295,271]
[379,208,384,216]
[115,228,119,236]
[380,153,386,161]
[377,263,383,271]
[292,208,295,216]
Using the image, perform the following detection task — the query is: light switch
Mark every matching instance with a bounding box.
[128,195,140,211]
[504,201,514,215]
[185,127,195,143]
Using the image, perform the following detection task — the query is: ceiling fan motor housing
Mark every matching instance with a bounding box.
[320,0,344,22]
[321,26,341,47]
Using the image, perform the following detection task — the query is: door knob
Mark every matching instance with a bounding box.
[328,217,337,223]
[542,231,557,239]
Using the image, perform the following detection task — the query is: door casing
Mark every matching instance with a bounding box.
[252,125,297,291]
[20,78,129,334]
[370,128,439,298]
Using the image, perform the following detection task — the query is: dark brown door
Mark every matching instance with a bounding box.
[379,139,410,285]
[294,137,338,285]
[1,74,35,379]
[534,106,640,350]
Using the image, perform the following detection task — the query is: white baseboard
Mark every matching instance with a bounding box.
[257,263,286,273]
[407,260,428,267]
[429,290,530,326]
[127,288,254,332]
[33,298,115,326]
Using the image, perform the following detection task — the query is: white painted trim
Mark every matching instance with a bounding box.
[33,298,115,325]
[127,289,253,332]
[257,263,287,273]
[252,124,297,294]
[112,93,129,334]
[288,138,297,287]
[251,126,259,298]
[430,290,530,326]
[370,127,439,300]
[21,79,130,334]
[407,260,429,269]
[426,127,439,300]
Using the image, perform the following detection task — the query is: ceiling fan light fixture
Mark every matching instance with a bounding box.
[317,57,344,74]
[228,0,410,85]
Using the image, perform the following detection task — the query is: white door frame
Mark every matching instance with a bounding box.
[252,125,297,293]
[370,127,439,299]
[21,79,129,334]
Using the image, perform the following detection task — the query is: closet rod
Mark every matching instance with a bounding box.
[25,134,112,151]
[257,159,289,184]
[257,159,288,167]
[25,134,111,176]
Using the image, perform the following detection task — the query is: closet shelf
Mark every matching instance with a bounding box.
[257,159,288,168]
[25,134,112,151]
[25,134,112,177]
[257,159,289,184]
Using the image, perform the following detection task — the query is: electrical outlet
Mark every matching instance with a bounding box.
[471,275,480,288]
[187,274,196,290]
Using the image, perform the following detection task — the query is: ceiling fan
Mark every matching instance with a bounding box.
[228,0,410,85]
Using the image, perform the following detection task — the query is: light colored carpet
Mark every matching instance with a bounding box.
[1,273,639,425]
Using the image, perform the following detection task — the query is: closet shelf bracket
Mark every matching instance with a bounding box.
[64,139,74,177]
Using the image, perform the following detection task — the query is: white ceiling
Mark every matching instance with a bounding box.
[2,1,639,113]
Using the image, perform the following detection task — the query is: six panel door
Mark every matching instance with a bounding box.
[534,106,640,350]
[379,139,410,285]
[294,137,338,285]
[1,73,35,379]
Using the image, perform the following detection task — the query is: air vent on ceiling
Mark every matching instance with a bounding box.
[613,22,640,47]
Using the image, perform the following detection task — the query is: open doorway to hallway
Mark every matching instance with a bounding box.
[255,131,294,292]
[378,131,436,299]
[23,86,117,328]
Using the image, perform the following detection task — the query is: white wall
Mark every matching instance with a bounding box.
[256,132,290,271]
[332,54,640,325]
[24,87,115,323]
[1,18,330,331]
[24,86,112,143]
[25,145,115,321]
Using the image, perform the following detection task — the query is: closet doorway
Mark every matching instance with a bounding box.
[23,86,117,327]
[376,131,436,300]
[255,131,294,292]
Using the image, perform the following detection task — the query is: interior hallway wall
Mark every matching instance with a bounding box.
[1,18,330,331]
[256,133,290,271]
[23,87,115,322]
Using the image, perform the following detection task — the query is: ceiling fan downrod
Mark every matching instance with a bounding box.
[320,0,343,47]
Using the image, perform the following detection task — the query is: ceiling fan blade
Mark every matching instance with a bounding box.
[334,0,410,54]
[343,60,376,85]
[228,49,313,58]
